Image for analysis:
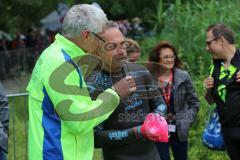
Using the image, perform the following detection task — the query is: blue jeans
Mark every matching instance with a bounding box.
[0,148,7,160]
[156,132,188,160]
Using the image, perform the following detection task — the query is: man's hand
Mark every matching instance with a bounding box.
[236,71,240,83]
[112,76,136,98]
[133,113,168,142]
[203,76,214,90]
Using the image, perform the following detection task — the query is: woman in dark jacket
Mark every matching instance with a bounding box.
[147,41,200,160]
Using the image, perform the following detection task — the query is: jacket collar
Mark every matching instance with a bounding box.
[173,68,187,88]
[231,48,240,69]
[55,33,86,59]
[213,48,240,70]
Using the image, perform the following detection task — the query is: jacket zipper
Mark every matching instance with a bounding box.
[75,136,78,160]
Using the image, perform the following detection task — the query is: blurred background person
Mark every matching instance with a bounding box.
[0,82,9,160]
[125,37,141,63]
[147,41,200,160]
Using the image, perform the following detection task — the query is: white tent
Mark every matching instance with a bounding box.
[40,3,68,31]
[0,30,12,40]
[41,11,62,31]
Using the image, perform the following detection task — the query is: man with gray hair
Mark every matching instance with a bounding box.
[27,4,136,160]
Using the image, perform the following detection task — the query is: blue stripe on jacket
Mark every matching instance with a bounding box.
[62,48,83,89]
[42,87,63,160]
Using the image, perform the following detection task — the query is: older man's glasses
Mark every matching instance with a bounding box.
[91,32,131,51]
[206,37,219,46]
[91,32,106,43]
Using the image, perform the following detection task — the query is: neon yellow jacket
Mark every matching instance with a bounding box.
[27,34,120,160]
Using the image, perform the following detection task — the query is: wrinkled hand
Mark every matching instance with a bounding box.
[140,113,168,142]
[112,76,136,98]
[203,76,214,90]
[236,71,240,83]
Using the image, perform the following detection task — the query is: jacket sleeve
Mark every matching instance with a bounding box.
[184,72,200,123]
[0,83,9,132]
[94,124,141,148]
[144,70,167,116]
[204,89,215,105]
[41,57,120,135]
[0,82,9,152]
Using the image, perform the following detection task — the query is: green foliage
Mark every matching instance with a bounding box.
[0,0,73,33]
[0,0,174,33]
[147,0,166,33]
[82,0,159,21]
[109,1,125,18]
[140,0,240,78]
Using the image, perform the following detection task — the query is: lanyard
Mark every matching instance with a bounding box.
[159,71,173,107]
[158,70,174,113]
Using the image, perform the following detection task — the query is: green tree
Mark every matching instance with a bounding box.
[0,0,73,33]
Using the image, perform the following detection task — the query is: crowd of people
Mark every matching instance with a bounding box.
[0,28,58,80]
[116,17,148,39]
[0,3,240,160]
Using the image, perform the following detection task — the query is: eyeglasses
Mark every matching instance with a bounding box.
[159,55,176,61]
[103,41,131,51]
[91,32,106,43]
[91,32,131,51]
[206,37,219,46]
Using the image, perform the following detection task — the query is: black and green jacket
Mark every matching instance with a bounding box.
[210,49,240,127]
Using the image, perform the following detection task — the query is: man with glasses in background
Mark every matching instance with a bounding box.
[86,21,168,160]
[27,4,136,160]
[204,23,240,160]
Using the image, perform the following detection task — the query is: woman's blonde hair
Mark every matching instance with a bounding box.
[125,37,140,55]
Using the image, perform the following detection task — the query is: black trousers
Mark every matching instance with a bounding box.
[156,132,188,160]
[222,127,240,160]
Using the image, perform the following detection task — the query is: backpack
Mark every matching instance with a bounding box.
[202,105,225,151]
